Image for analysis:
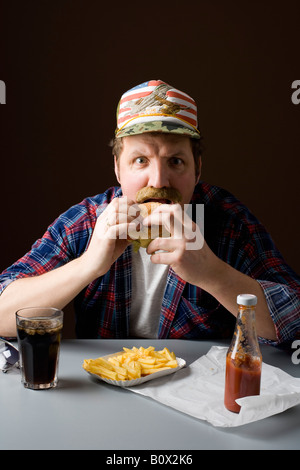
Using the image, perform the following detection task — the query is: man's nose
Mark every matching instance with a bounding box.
[148,161,170,188]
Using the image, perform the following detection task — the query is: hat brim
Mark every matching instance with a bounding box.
[116,120,201,139]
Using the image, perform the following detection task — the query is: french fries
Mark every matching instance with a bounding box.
[83,346,178,381]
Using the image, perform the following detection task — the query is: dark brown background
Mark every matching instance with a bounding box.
[1,1,299,337]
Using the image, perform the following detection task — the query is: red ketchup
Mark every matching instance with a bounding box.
[224,294,262,413]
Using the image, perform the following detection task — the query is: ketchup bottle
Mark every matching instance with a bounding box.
[224,294,262,413]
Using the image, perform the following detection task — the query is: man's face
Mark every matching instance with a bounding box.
[114,133,201,205]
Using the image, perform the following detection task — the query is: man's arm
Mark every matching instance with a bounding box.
[0,255,92,336]
[145,204,280,342]
[200,254,278,341]
[149,236,277,341]
[0,197,136,337]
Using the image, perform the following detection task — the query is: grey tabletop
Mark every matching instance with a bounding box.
[1,338,300,450]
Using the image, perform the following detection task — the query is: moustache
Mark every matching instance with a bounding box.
[135,186,182,204]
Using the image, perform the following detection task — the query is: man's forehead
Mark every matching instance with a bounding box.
[122,133,191,152]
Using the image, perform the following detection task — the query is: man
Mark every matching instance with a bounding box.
[0,79,299,345]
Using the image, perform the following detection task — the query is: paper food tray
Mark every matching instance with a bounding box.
[85,351,186,388]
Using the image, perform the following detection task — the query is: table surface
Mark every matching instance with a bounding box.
[1,338,300,450]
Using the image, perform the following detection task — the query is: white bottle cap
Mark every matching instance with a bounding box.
[237,294,257,306]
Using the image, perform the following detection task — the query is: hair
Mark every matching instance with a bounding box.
[110,133,204,181]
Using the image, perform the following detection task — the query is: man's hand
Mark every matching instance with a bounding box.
[143,203,214,286]
[82,197,140,279]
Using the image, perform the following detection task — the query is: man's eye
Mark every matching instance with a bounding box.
[170,157,183,166]
[135,157,146,164]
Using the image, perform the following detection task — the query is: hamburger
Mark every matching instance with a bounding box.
[128,187,182,252]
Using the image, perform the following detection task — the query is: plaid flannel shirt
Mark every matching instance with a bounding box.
[1,182,300,346]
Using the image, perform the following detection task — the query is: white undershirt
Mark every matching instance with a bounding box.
[130,248,169,338]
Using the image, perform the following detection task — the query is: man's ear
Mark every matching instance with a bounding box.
[114,155,120,184]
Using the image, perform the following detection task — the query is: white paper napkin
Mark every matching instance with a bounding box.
[129,346,300,427]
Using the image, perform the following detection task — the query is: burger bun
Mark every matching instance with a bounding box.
[128,201,170,252]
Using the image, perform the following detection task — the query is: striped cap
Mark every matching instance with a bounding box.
[115,80,201,139]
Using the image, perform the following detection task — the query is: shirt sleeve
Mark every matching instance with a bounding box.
[232,221,300,346]
[199,183,300,347]
[0,198,97,295]
[257,279,300,346]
